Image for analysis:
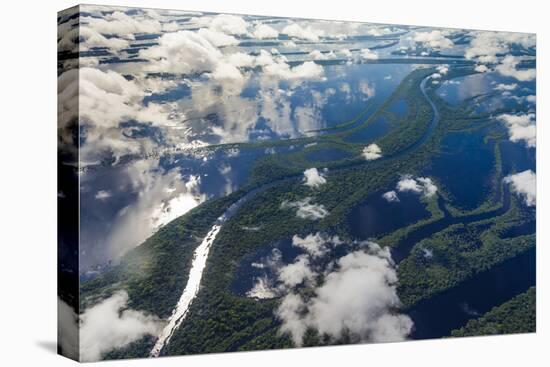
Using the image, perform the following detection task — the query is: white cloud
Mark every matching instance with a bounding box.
[211,62,245,84]
[396,175,438,198]
[367,27,394,37]
[475,64,489,73]
[277,293,309,344]
[281,197,328,220]
[339,49,353,58]
[421,247,434,259]
[436,65,449,75]
[504,170,536,206]
[58,298,79,360]
[80,291,163,362]
[495,55,536,82]
[279,255,316,288]
[465,32,507,61]
[303,167,327,188]
[465,31,535,63]
[292,233,342,258]
[227,52,256,67]
[209,14,249,35]
[413,30,453,49]
[362,144,382,160]
[360,48,379,60]
[263,60,325,82]
[494,83,518,91]
[308,50,337,60]
[382,190,400,202]
[139,31,223,74]
[282,23,324,41]
[95,190,112,201]
[252,23,279,39]
[497,113,536,147]
[277,243,412,345]
[58,26,130,52]
[58,67,174,163]
[247,275,278,299]
[197,28,238,47]
[81,11,161,36]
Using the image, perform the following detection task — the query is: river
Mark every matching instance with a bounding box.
[150,71,443,355]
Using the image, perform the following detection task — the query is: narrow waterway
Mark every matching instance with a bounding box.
[149,188,265,357]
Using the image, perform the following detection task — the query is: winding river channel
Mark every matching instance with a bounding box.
[149,71,474,354]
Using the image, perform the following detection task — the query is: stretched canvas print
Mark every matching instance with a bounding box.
[58,4,537,362]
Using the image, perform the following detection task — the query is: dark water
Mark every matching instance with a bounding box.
[428,130,495,210]
[408,247,535,339]
[348,190,430,239]
[500,140,536,176]
[143,83,191,105]
[344,116,391,143]
[502,220,536,239]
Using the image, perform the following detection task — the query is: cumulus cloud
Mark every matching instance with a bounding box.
[494,83,518,91]
[308,50,337,61]
[362,144,382,160]
[263,60,325,82]
[292,233,342,258]
[279,255,316,288]
[58,26,129,53]
[303,167,327,188]
[281,197,328,220]
[209,14,249,35]
[252,23,279,39]
[139,31,223,74]
[276,242,412,345]
[282,23,324,41]
[495,55,536,82]
[339,49,353,58]
[396,175,438,198]
[226,52,256,67]
[465,31,535,63]
[80,291,163,362]
[197,28,239,47]
[504,170,536,206]
[360,48,379,60]
[58,67,176,163]
[246,234,412,345]
[367,27,394,37]
[382,190,400,202]
[475,64,489,73]
[81,11,162,37]
[497,113,536,147]
[413,30,453,49]
[58,298,79,360]
[436,65,449,75]
[94,190,112,201]
[247,275,278,299]
[421,247,434,259]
